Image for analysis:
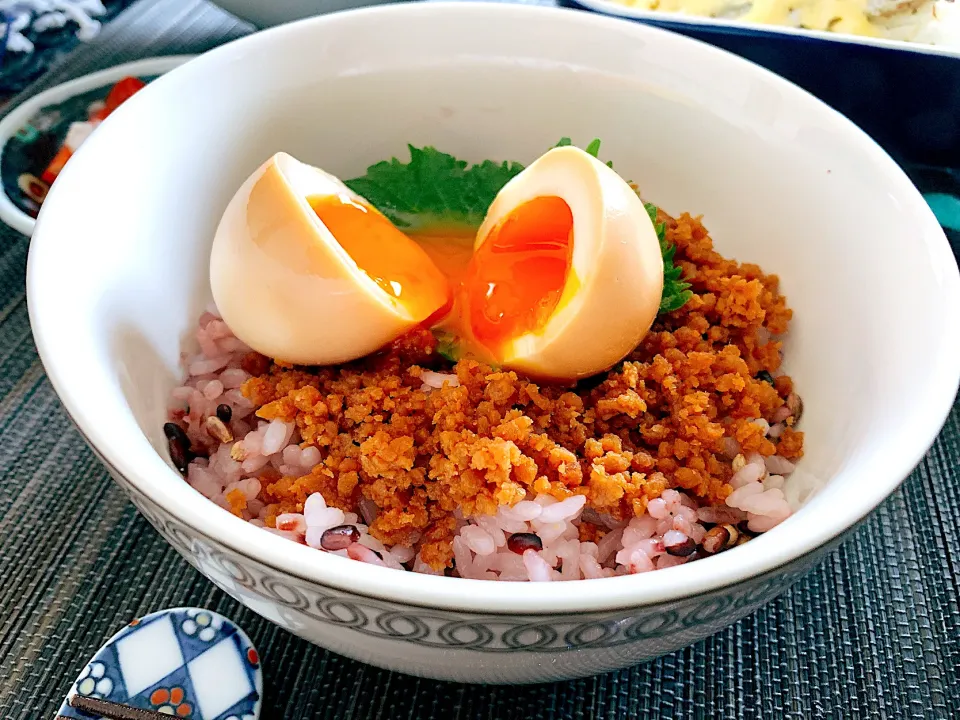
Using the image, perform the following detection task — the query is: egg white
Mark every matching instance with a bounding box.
[210,152,425,365]
[474,146,664,380]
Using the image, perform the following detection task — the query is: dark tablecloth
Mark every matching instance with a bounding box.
[0,0,957,716]
[0,0,140,104]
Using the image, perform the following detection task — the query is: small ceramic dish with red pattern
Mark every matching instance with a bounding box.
[0,55,193,236]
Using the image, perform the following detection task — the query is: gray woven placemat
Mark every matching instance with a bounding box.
[0,0,958,717]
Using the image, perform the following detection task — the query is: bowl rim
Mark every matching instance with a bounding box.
[0,55,196,237]
[27,1,960,615]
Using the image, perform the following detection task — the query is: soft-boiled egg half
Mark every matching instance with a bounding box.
[210,152,451,365]
[210,146,664,380]
[458,146,663,379]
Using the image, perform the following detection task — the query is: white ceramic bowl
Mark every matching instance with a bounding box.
[27,2,960,683]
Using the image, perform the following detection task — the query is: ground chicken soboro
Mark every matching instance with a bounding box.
[238,213,804,570]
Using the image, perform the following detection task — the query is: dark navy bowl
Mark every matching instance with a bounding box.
[561,0,960,256]
[562,0,960,168]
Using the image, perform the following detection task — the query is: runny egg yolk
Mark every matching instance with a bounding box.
[211,148,661,376]
[308,194,452,323]
[406,229,476,284]
[460,196,575,356]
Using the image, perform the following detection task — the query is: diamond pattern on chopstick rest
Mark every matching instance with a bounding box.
[56,607,262,720]
[115,615,185,696]
[187,636,257,718]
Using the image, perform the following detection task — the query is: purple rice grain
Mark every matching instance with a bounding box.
[665,535,697,557]
[320,525,361,551]
[163,422,191,474]
[216,403,233,423]
[167,437,190,474]
[507,533,543,554]
[163,422,185,441]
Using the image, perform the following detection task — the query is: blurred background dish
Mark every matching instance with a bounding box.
[563,0,960,172]
[208,0,409,26]
[590,0,960,45]
[0,55,194,236]
[0,0,138,103]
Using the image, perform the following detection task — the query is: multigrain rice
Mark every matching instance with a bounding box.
[167,213,804,581]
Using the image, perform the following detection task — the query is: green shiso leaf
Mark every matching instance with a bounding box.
[346,139,692,314]
[433,331,462,362]
[344,145,523,230]
[645,202,693,313]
